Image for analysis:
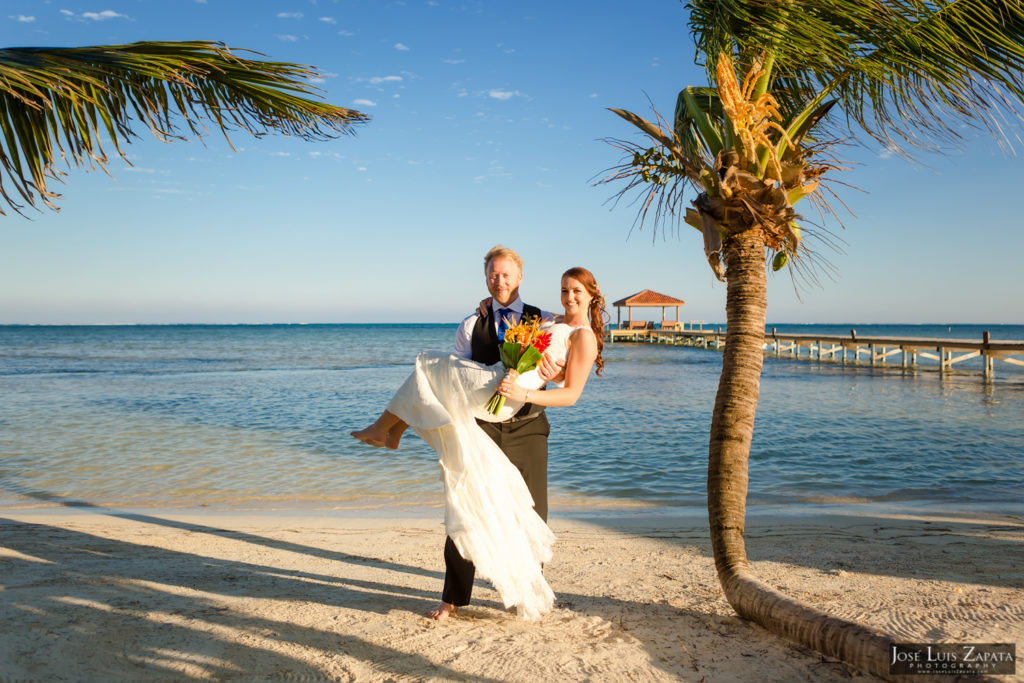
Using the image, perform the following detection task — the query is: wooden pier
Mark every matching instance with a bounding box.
[606,325,1024,379]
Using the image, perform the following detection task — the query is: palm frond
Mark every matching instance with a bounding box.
[596,103,712,240]
[675,86,726,158]
[688,0,1024,154]
[596,132,703,240]
[0,41,369,215]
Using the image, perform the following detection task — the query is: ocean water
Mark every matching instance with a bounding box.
[1,324,1022,513]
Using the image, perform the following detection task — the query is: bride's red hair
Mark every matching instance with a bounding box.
[562,267,606,376]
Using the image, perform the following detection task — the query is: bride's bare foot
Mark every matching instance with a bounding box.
[384,423,408,450]
[352,411,407,449]
[350,426,387,448]
[427,602,457,621]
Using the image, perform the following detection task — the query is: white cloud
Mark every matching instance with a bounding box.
[9,15,35,22]
[353,99,377,107]
[60,9,74,16]
[81,10,130,21]
[277,34,299,42]
[394,43,410,51]
[368,75,403,84]
[488,89,522,101]
[270,152,291,157]
[124,166,169,175]
[878,145,898,160]
[277,12,303,19]
[319,16,336,24]
[338,29,354,37]
[444,58,465,64]
[307,71,337,84]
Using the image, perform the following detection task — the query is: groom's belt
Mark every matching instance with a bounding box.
[508,402,545,423]
[509,383,546,422]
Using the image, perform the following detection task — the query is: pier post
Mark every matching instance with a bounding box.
[983,331,994,380]
[643,327,1021,378]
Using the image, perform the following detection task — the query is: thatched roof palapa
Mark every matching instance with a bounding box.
[612,289,686,307]
[611,289,686,326]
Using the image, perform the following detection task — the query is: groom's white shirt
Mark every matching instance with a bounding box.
[454,298,558,361]
[454,296,526,360]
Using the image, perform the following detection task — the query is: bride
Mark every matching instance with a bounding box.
[351,267,606,620]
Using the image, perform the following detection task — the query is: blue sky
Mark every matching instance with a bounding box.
[2,0,1022,324]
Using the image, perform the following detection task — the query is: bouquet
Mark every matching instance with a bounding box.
[484,314,553,415]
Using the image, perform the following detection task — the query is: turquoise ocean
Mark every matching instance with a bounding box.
[1,323,1022,514]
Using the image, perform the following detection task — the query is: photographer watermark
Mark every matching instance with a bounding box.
[890,643,1015,676]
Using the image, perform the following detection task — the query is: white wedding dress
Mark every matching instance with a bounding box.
[386,322,579,620]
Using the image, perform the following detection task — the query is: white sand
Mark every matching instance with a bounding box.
[0,506,1021,681]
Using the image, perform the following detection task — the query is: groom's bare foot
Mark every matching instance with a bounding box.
[427,602,457,621]
[350,428,387,448]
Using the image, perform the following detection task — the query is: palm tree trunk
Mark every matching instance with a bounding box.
[708,229,895,679]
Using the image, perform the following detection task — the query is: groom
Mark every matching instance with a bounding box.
[428,244,558,621]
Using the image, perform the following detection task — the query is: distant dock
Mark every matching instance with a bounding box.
[606,324,1024,379]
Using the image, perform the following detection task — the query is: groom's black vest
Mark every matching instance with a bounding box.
[472,303,544,419]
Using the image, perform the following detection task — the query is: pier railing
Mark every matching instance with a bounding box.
[606,326,1024,379]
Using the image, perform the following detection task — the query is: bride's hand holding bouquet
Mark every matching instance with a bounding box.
[484,314,552,415]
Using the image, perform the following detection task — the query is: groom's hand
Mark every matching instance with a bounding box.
[538,354,565,383]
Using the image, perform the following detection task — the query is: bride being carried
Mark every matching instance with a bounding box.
[352,247,605,621]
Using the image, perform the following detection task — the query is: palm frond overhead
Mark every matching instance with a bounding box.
[0,41,369,215]
[688,0,1024,152]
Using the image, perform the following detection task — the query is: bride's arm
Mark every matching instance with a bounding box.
[498,329,597,407]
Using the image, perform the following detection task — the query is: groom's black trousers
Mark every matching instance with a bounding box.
[441,411,549,607]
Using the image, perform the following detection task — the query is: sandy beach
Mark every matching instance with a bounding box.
[0,505,1021,681]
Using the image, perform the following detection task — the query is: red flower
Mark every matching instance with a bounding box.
[533,331,552,354]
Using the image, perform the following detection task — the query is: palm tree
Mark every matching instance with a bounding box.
[602,1,1024,677]
[0,41,368,215]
